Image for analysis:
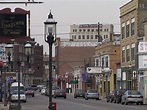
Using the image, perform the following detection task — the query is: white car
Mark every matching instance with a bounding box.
[41,87,46,95]
[11,90,27,103]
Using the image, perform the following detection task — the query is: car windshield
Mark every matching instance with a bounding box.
[10,86,25,93]
[77,89,84,92]
[128,90,141,95]
[52,86,60,90]
[119,89,127,94]
[26,87,34,90]
[56,89,65,92]
[12,91,25,94]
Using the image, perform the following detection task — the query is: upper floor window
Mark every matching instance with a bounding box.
[131,18,135,36]
[126,20,130,37]
[82,35,85,39]
[91,35,93,39]
[91,29,94,32]
[95,59,99,67]
[122,46,125,63]
[126,45,130,62]
[78,35,81,39]
[131,43,135,61]
[87,35,89,39]
[101,57,104,68]
[105,56,108,67]
[95,35,98,39]
[121,23,125,39]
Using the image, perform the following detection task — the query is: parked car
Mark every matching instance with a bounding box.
[53,89,66,99]
[113,89,127,103]
[41,87,47,95]
[121,90,143,105]
[45,86,60,96]
[85,89,99,100]
[30,84,38,91]
[25,87,35,97]
[74,89,85,98]
[10,90,27,103]
[52,86,60,96]
[106,90,117,103]
[37,84,45,92]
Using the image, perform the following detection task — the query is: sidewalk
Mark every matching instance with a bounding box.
[0,102,9,110]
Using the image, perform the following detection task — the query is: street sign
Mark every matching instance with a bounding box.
[7,77,13,83]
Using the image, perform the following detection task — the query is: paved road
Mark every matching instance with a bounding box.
[1,91,147,110]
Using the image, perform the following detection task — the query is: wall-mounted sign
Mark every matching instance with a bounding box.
[86,67,102,74]
[138,55,147,69]
[0,14,26,37]
[61,41,98,47]
[138,42,147,52]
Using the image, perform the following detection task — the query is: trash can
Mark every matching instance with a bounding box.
[9,103,21,110]
[52,102,56,110]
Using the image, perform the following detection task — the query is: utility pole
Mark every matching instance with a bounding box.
[98,22,102,42]
[98,22,100,42]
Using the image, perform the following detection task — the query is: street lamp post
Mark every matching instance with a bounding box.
[3,63,7,106]
[0,61,3,102]
[44,11,57,110]
[17,60,21,110]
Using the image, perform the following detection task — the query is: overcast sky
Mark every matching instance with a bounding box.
[0,0,130,55]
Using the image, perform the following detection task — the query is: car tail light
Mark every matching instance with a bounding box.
[140,96,143,98]
[127,96,132,98]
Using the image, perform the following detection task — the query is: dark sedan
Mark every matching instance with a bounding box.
[74,89,85,98]
[53,89,66,99]
[25,87,35,97]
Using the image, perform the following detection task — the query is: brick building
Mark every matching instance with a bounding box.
[0,8,43,86]
[55,38,97,91]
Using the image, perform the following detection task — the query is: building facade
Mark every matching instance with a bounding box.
[120,0,147,104]
[55,37,97,92]
[0,8,43,87]
[120,0,147,90]
[70,23,114,42]
[94,33,121,99]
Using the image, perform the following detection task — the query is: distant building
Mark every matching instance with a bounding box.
[70,23,114,42]
[55,37,96,91]
[43,54,56,86]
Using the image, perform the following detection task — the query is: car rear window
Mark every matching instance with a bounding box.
[88,90,97,93]
[128,91,141,95]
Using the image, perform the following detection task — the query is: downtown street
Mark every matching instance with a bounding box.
[1,90,146,110]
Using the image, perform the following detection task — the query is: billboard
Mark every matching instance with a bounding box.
[0,14,26,37]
